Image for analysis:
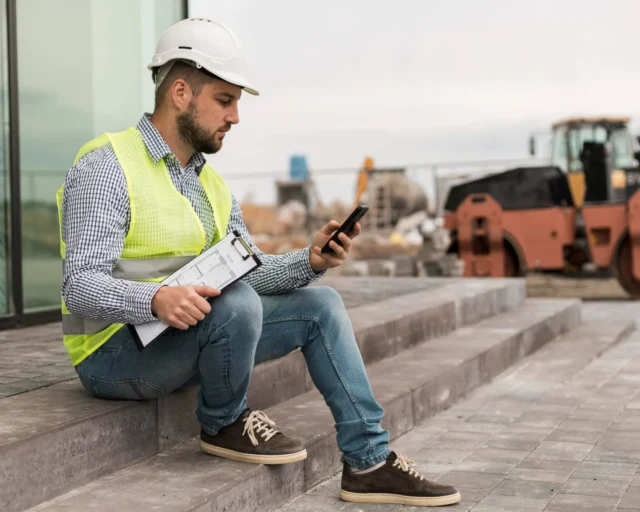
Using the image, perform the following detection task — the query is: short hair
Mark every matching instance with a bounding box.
[153,61,214,110]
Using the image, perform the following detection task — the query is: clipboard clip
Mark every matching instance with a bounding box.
[231,234,254,261]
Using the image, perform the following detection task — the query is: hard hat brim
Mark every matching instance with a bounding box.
[148,58,259,96]
[211,68,259,96]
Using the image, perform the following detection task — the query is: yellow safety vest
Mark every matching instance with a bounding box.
[55,127,232,366]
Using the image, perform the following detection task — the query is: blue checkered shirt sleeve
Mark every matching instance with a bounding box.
[61,145,162,325]
[227,195,325,295]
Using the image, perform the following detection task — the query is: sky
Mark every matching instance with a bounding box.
[189,0,640,206]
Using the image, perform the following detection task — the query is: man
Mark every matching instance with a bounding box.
[59,18,460,507]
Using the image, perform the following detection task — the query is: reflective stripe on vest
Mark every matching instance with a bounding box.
[61,254,197,335]
[57,127,233,365]
[62,315,110,335]
[112,255,196,280]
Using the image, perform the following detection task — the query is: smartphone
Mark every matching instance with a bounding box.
[321,205,369,254]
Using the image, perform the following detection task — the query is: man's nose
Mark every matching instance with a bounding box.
[226,105,239,125]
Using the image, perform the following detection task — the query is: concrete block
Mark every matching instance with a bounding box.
[28,440,304,512]
[158,385,199,452]
[1,394,156,512]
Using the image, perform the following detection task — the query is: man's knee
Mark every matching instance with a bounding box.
[300,286,349,321]
[204,280,263,341]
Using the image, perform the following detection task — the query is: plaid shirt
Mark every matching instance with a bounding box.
[61,114,323,325]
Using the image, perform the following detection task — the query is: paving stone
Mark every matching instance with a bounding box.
[544,429,602,444]
[619,488,640,510]
[515,411,568,429]
[569,408,623,421]
[493,478,559,499]
[559,475,630,497]
[500,425,556,438]
[2,369,46,379]
[449,421,506,434]
[464,413,518,425]
[631,474,640,487]
[412,462,457,476]
[527,441,594,462]
[509,460,579,484]
[472,493,549,511]
[436,471,503,502]
[453,459,517,475]
[479,437,541,452]
[544,493,618,511]
[0,386,25,397]
[465,447,530,464]
[437,430,492,444]
[557,418,612,432]
[409,448,472,465]
[571,461,638,479]
[585,446,640,464]
[609,418,640,432]
[598,430,640,447]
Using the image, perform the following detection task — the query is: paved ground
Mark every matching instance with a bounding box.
[279,315,640,511]
[0,277,445,399]
[526,274,630,301]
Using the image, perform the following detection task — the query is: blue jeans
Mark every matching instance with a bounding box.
[75,281,391,468]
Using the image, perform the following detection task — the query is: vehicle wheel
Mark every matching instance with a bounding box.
[615,236,640,298]
[504,241,520,277]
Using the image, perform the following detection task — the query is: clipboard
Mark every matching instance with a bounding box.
[129,230,261,349]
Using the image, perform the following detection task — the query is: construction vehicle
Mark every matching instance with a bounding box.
[354,157,428,231]
[443,116,640,296]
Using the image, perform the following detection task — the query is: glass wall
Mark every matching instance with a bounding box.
[0,0,8,316]
[16,0,185,311]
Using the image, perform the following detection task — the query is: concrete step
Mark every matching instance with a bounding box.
[25,298,582,512]
[275,302,638,512]
[0,278,523,512]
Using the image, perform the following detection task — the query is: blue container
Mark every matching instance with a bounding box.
[289,154,309,180]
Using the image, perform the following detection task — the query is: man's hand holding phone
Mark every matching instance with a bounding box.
[308,205,367,272]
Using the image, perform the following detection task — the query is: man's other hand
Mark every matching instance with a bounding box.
[151,285,220,330]
[309,220,361,272]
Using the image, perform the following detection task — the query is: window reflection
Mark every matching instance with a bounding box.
[17,0,184,311]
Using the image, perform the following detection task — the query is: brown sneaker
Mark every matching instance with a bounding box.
[199,409,307,465]
[340,452,461,507]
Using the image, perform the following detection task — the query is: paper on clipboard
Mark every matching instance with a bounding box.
[131,231,261,348]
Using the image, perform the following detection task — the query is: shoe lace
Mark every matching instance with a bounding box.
[242,410,279,447]
[393,454,425,481]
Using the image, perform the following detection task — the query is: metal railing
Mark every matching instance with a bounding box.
[19,156,549,215]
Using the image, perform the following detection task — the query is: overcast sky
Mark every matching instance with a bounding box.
[189,0,640,204]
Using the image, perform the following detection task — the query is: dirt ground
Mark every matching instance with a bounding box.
[526,272,633,301]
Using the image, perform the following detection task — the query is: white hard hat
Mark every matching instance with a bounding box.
[148,18,258,96]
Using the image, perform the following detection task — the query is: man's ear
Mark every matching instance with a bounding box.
[170,79,192,110]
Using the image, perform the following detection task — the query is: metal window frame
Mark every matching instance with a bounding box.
[0,0,190,330]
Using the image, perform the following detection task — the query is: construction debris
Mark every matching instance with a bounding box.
[239,155,464,277]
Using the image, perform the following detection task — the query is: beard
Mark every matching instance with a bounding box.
[177,102,226,154]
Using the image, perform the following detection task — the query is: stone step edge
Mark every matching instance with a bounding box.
[25,299,582,512]
[1,279,524,512]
